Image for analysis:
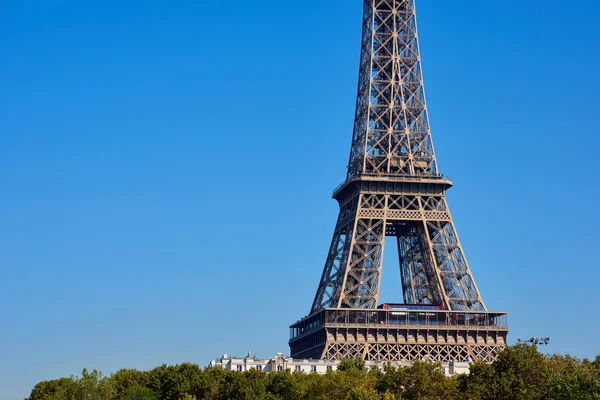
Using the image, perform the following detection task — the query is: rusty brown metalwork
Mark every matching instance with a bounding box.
[312,0,485,314]
[291,0,507,363]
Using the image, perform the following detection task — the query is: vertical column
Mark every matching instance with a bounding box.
[311,197,359,313]
[338,193,387,309]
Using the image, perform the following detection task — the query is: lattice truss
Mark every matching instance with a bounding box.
[312,193,485,312]
[348,0,437,178]
[310,0,486,314]
[324,343,503,363]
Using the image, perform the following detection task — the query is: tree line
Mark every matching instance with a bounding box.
[27,344,600,400]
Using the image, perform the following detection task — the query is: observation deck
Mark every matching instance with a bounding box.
[332,173,454,204]
[289,309,508,363]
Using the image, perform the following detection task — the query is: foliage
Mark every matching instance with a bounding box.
[26,346,600,400]
[28,378,74,400]
[377,361,462,400]
[122,386,160,400]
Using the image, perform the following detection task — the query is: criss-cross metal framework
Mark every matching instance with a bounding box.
[310,0,486,314]
[290,0,508,364]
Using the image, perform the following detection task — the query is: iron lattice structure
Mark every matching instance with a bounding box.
[290,309,507,363]
[312,0,484,314]
[290,0,507,363]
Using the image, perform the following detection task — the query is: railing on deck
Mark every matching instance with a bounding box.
[332,173,451,195]
[290,309,507,340]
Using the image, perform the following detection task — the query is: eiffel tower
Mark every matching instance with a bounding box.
[289,0,508,363]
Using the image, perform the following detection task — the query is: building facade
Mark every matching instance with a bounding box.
[211,352,470,377]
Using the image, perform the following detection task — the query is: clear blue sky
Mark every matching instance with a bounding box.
[1,0,599,398]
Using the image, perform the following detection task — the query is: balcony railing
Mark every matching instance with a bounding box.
[290,308,508,340]
[332,173,451,196]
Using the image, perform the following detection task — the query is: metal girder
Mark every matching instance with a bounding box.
[310,0,487,314]
[348,0,437,179]
[311,192,486,312]
[289,309,508,363]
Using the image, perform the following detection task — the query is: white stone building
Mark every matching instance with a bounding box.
[210,352,470,376]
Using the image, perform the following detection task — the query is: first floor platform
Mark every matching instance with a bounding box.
[289,308,508,363]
